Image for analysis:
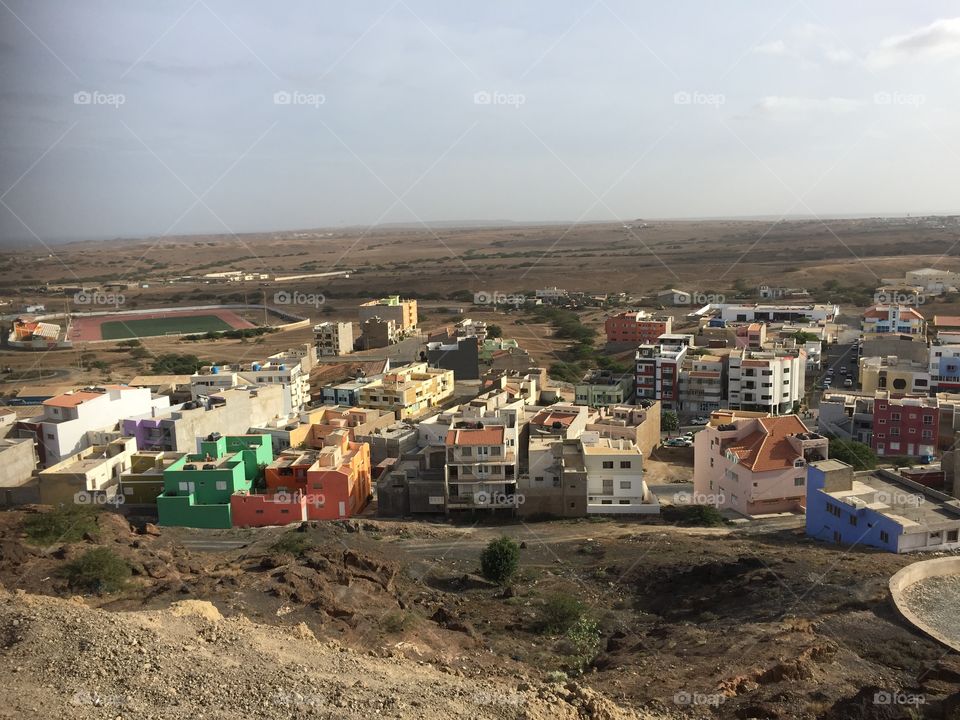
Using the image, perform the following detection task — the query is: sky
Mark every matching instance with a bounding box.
[1,1,959,242]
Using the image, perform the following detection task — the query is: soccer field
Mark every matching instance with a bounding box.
[99,315,234,340]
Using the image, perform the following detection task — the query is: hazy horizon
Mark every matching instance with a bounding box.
[2,1,960,244]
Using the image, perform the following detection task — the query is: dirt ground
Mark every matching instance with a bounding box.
[3,507,960,719]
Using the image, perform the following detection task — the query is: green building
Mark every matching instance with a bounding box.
[156,434,273,528]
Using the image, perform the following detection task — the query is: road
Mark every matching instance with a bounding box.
[807,332,859,412]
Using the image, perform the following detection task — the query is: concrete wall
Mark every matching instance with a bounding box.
[889,557,960,652]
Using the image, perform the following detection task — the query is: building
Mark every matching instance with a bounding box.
[585,401,661,460]
[655,288,692,306]
[121,385,285,453]
[38,436,138,506]
[357,363,455,420]
[426,335,480,380]
[871,392,938,460]
[575,370,634,408]
[0,435,38,506]
[758,285,809,300]
[521,437,589,518]
[257,429,372,522]
[118,451,183,505]
[156,434,273,529]
[528,403,591,441]
[128,375,194,403]
[932,316,960,345]
[358,295,417,334]
[360,316,398,349]
[930,345,960,393]
[444,411,519,513]
[314,321,354,356]
[190,347,313,414]
[678,353,728,414]
[604,311,672,346]
[860,355,931,396]
[817,391,876,444]
[717,303,838,324]
[635,342,688,410]
[727,347,806,415]
[536,287,567,303]
[693,413,828,516]
[580,433,655,514]
[249,405,395,454]
[861,305,927,338]
[25,386,168,467]
[358,422,419,465]
[806,460,960,553]
[901,268,960,295]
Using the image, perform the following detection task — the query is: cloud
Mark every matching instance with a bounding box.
[757,96,861,114]
[749,26,856,66]
[752,39,788,56]
[867,17,960,68]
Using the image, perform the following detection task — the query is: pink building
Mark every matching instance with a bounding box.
[693,412,828,516]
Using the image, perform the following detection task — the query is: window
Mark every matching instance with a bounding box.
[891,412,901,421]
[602,461,614,469]
[215,481,227,491]
[46,433,54,439]
[534,476,544,482]
[619,481,632,490]
[620,461,631,469]
[179,482,189,492]
[794,477,804,487]
[923,415,934,425]
[602,478,613,494]
[880,530,890,543]
[849,515,857,526]
[461,447,471,457]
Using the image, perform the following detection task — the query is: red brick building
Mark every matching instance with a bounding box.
[871,393,938,459]
[605,312,672,345]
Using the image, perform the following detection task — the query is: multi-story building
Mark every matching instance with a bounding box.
[528,403,591,440]
[122,385,285,453]
[360,316,397,349]
[635,343,688,410]
[357,363,455,420]
[574,370,634,408]
[521,437,589,518]
[585,401,661,460]
[718,303,838,324]
[190,347,313,414]
[693,413,828,516]
[24,386,168,467]
[444,411,519,513]
[904,268,960,294]
[871,392,938,460]
[862,304,927,338]
[929,344,960,393]
[604,311,672,345]
[314,321,354,356]
[358,295,418,334]
[156,434,273,529]
[426,336,480,380]
[817,391,876,445]
[118,451,183,505]
[860,355,930,396]
[727,347,805,415]
[580,433,654,514]
[248,405,395,453]
[931,316,960,344]
[806,459,960,553]
[678,353,728,414]
[38,436,138,506]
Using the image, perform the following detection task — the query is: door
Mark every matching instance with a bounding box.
[338,501,346,517]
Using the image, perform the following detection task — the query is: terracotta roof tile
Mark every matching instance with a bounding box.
[722,415,809,472]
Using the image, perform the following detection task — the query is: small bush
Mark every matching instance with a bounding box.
[480,536,520,585]
[564,616,602,671]
[60,547,131,593]
[537,593,585,634]
[23,507,99,545]
[269,532,315,556]
[661,504,728,527]
[380,610,415,633]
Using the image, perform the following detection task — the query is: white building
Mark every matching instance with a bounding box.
[718,303,839,324]
[579,432,655,514]
[728,348,806,415]
[190,347,313,415]
[33,386,168,467]
[314,321,354,356]
[443,406,520,513]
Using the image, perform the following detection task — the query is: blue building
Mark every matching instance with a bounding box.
[806,459,960,554]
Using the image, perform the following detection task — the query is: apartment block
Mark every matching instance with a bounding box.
[38,436,138,506]
[585,401,661,460]
[929,344,960,393]
[862,304,927,338]
[249,405,395,453]
[357,362,455,420]
[190,347,313,414]
[25,386,169,467]
[426,335,480,380]
[314,321,354,356]
[521,437,589,518]
[859,355,930,396]
[806,460,960,553]
[156,434,273,529]
[693,413,827,516]
[580,433,655,514]
[358,295,418,333]
[717,303,839,324]
[118,451,183,505]
[872,392,938,460]
[635,343,688,410]
[678,353,728,413]
[575,370,634,408]
[604,311,672,345]
[727,347,805,415]
[360,316,398,349]
[444,411,519,513]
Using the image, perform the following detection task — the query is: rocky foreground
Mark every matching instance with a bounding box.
[0,587,672,720]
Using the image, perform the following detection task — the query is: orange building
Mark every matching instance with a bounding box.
[264,430,372,520]
[230,491,308,527]
[604,311,672,345]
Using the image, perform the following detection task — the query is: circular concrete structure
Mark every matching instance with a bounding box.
[890,557,960,652]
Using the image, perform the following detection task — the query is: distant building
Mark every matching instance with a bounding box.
[426,335,480,380]
[860,355,930,396]
[635,342,688,410]
[314,321,354,356]
[38,436,138,506]
[861,304,926,338]
[360,316,397,349]
[758,285,810,300]
[357,362,455,420]
[718,303,838,324]
[727,347,806,415]
[358,295,417,334]
[604,311,672,345]
[575,370,634,408]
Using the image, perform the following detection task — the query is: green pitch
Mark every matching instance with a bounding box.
[99,315,234,340]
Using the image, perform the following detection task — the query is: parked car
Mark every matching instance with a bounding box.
[665,438,692,447]
[692,416,709,425]
[843,378,853,387]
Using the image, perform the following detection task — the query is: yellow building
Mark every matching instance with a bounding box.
[357,362,454,420]
[358,295,418,332]
[859,355,930,396]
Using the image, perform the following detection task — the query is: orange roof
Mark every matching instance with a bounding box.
[531,410,576,427]
[445,427,505,446]
[722,416,809,472]
[934,315,960,328]
[864,306,924,321]
[43,391,103,408]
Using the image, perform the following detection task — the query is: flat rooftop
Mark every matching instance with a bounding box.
[824,470,960,529]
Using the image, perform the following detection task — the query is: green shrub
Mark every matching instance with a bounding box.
[269,532,314,556]
[60,548,131,593]
[23,507,99,545]
[537,593,585,634]
[565,616,602,671]
[661,504,728,527]
[380,610,415,633]
[480,536,520,585]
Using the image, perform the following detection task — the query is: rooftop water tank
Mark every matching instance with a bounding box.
[252,363,261,371]
[278,364,286,371]
[211,366,219,374]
